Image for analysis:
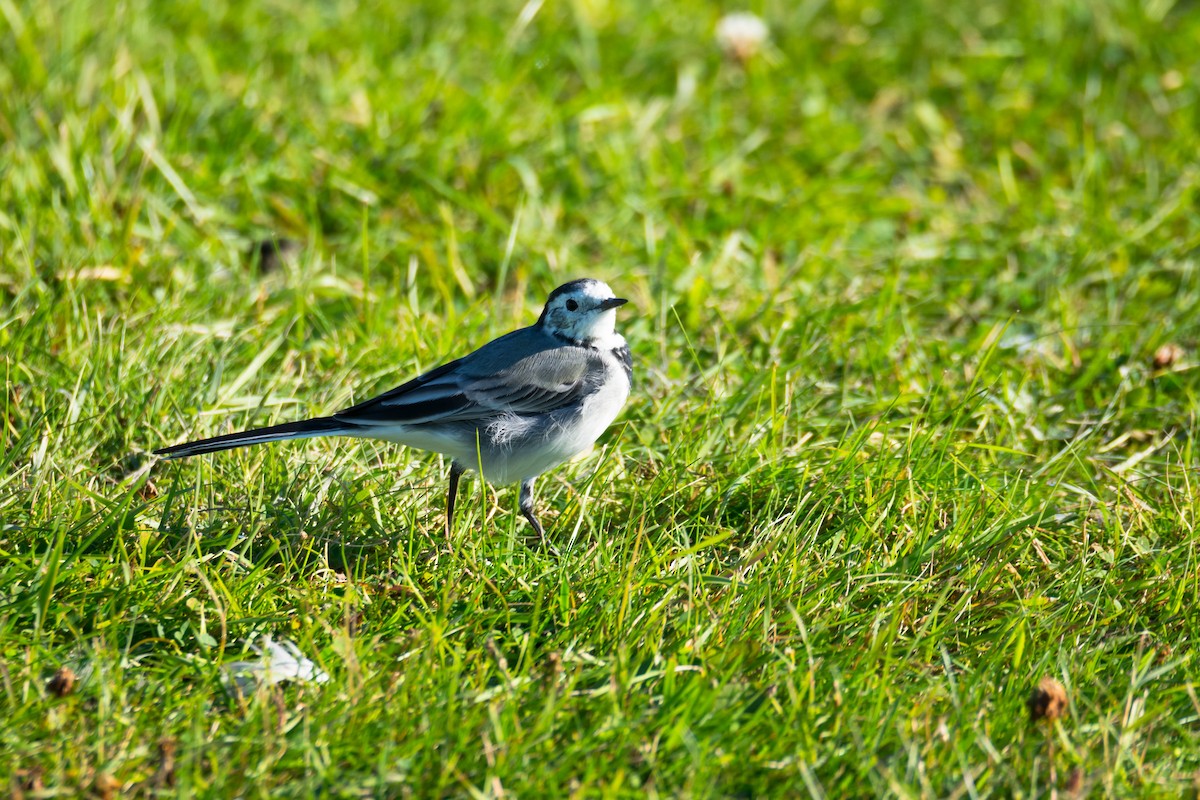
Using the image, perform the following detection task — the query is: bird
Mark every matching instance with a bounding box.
[155,278,633,544]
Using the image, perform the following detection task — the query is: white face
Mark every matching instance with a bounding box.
[539,279,628,343]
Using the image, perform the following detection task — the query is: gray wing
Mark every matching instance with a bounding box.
[334,328,598,426]
[459,346,596,416]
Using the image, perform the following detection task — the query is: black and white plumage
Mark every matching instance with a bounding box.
[155,279,633,541]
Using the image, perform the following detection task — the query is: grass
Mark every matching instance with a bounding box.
[3,0,1200,795]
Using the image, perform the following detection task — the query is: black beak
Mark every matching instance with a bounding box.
[598,297,628,311]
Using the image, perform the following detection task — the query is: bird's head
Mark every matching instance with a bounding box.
[537,279,628,345]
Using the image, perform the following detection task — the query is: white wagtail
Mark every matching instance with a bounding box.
[156,279,632,542]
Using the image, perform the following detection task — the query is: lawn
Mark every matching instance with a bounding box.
[3,0,1200,796]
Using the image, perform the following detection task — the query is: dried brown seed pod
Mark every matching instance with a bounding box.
[47,666,77,698]
[93,772,119,800]
[1027,676,1068,722]
[1153,343,1184,369]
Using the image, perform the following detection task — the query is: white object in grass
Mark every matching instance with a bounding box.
[716,12,770,62]
[224,637,329,694]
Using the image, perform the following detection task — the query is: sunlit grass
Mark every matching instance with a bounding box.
[3,0,1200,796]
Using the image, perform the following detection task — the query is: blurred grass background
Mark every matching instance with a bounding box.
[2,0,1200,796]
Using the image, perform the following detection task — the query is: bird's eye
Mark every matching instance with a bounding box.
[565,299,579,311]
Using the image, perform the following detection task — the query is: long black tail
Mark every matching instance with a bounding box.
[154,416,349,459]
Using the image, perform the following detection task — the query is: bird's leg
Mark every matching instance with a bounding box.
[445,462,465,541]
[518,477,548,544]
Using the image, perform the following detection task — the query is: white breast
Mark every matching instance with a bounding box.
[571,362,631,448]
